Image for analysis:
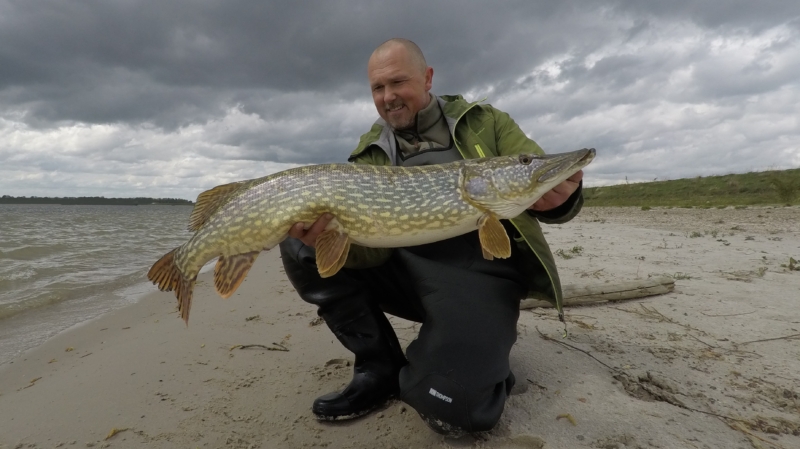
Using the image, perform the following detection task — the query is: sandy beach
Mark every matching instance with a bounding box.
[1,206,798,449]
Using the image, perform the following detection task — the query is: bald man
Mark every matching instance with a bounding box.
[279,39,584,437]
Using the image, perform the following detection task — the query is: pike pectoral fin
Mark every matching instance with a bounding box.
[478,214,511,259]
[315,229,351,278]
[214,251,260,299]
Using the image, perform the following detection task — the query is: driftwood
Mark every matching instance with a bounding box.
[520,276,675,310]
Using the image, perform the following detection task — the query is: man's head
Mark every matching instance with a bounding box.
[367,39,434,130]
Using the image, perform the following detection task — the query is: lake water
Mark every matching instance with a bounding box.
[0,204,196,365]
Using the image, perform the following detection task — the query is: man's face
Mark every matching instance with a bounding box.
[367,45,433,130]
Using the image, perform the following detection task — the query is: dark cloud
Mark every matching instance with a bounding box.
[0,0,798,198]
[609,0,800,31]
[3,0,796,127]
[0,1,617,127]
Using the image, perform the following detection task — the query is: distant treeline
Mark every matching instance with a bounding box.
[584,167,800,208]
[0,195,193,206]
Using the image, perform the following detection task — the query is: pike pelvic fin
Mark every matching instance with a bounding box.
[214,251,260,299]
[147,248,197,325]
[188,181,246,231]
[315,229,351,278]
[478,214,511,259]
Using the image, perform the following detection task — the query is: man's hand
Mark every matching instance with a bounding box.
[287,213,334,248]
[528,171,583,212]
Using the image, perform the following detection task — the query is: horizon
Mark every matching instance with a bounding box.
[3,164,797,202]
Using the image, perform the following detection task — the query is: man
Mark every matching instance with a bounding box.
[279,39,583,436]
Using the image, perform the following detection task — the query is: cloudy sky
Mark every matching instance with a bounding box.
[1,0,798,199]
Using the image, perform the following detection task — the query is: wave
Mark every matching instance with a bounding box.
[0,244,71,261]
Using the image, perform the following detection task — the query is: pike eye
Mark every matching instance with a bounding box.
[519,155,532,165]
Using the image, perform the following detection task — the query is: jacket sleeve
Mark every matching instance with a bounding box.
[491,108,545,157]
[491,106,584,224]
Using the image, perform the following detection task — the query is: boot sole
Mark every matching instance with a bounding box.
[312,397,396,422]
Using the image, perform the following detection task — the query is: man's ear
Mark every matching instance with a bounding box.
[424,66,434,91]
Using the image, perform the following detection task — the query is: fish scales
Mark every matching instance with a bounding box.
[149,149,596,323]
[174,163,474,274]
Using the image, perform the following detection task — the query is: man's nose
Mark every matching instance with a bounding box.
[383,86,397,104]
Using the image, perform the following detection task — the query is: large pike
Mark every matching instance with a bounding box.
[148,148,595,323]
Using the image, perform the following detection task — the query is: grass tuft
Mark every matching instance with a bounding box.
[770,174,799,204]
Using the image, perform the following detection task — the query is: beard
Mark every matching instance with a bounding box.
[385,103,415,130]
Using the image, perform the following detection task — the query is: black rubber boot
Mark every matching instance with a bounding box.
[279,238,409,421]
[313,297,407,421]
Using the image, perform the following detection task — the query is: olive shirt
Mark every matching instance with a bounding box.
[344,94,584,319]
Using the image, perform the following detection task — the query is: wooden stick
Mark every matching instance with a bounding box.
[521,276,675,310]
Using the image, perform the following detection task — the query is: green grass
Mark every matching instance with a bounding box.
[583,168,800,208]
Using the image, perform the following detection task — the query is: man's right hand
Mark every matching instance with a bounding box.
[287,213,334,248]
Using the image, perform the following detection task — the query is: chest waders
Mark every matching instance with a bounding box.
[278,146,527,435]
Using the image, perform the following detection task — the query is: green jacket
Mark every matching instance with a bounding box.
[346,94,584,318]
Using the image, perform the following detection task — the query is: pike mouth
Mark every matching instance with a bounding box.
[537,148,595,183]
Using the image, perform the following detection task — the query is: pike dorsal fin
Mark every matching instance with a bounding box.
[188,181,245,231]
[214,251,260,298]
[478,213,511,259]
[315,229,351,278]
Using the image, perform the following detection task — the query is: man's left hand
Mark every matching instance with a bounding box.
[528,171,583,212]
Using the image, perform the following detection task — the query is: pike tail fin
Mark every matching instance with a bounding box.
[147,248,197,325]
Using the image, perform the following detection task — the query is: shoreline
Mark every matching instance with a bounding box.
[1,206,798,448]
[0,252,218,368]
